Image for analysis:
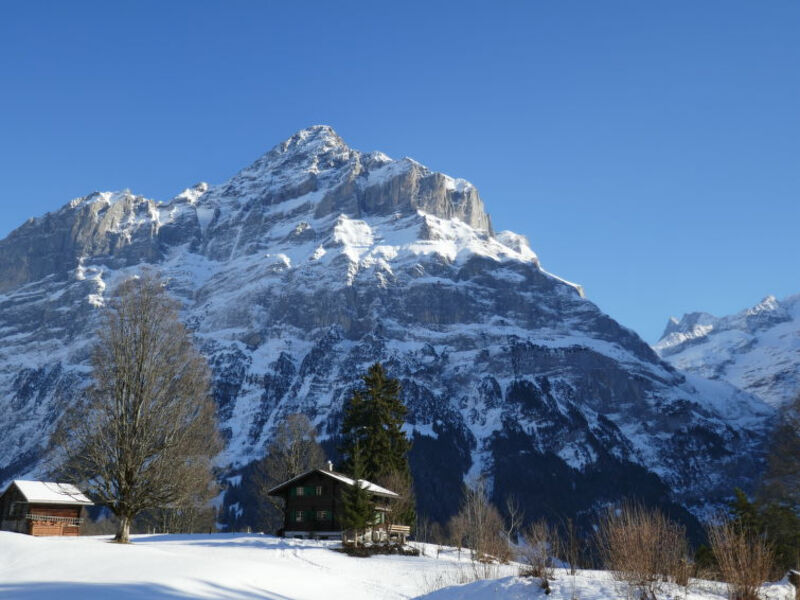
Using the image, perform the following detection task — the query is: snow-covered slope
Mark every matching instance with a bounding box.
[0,126,771,528]
[655,294,800,408]
[417,574,792,600]
[0,532,790,600]
[0,532,514,599]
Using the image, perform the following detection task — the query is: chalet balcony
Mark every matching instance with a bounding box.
[26,514,84,526]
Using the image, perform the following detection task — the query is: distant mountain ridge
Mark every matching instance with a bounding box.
[0,125,772,530]
[655,293,800,408]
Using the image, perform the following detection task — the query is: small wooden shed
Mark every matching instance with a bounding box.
[0,480,93,536]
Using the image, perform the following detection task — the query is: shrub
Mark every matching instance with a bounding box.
[708,520,774,600]
[596,503,688,600]
[520,520,561,594]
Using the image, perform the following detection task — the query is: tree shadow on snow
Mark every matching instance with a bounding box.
[0,581,294,600]
[131,533,329,552]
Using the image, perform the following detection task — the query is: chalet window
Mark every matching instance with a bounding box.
[316,510,329,521]
[294,510,304,522]
[295,486,304,497]
[316,486,323,496]
[9,502,25,518]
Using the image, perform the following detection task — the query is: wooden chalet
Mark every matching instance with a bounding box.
[0,480,93,536]
[268,462,411,542]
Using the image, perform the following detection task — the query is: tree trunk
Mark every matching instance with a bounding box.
[115,515,131,543]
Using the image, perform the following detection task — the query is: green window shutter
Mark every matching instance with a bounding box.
[290,487,296,497]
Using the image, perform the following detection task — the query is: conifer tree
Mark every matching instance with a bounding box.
[339,362,411,480]
[340,442,374,547]
[339,362,416,530]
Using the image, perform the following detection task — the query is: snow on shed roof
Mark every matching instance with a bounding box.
[322,470,399,497]
[8,480,93,505]
[267,468,399,498]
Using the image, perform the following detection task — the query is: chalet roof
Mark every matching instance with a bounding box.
[267,468,400,499]
[5,480,94,506]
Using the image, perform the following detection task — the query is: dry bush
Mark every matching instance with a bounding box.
[444,479,511,578]
[421,565,488,594]
[458,479,511,566]
[596,503,688,600]
[708,520,774,600]
[521,519,562,593]
[447,511,468,560]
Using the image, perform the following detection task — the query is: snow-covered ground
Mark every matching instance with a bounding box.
[417,574,793,600]
[0,532,513,599]
[0,532,793,600]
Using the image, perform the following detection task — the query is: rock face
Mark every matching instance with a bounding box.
[655,294,800,409]
[0,125,772,530]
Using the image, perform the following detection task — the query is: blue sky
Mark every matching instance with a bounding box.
[1,1,798,342]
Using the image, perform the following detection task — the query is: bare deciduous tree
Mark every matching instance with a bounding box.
[561,517,581,576]
[377,469,416,544]
[53,272,221,543]
[454,478,511,571]
[140,484,218,534]
[708,519,774,600]
[250,413,325,532]
[503,495,525,545]
[447,510,468,560]
[596,503,688,600]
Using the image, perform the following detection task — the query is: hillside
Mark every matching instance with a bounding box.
[0,126,772,529]
[0,532,791,600]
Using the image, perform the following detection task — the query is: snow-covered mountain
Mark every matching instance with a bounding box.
[655,294,800,408]
[0,126,771,529]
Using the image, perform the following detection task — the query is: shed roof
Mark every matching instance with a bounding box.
[267,468,399,499]
[6,480,93,506]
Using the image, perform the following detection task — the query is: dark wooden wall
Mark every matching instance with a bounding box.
[280,472,344,533]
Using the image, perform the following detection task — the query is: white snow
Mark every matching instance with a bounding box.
[321,471,399,497]
[0,533,504,600]
[268,468,399,498]
[7,480,93,505]
[416,572,792,600]
[0,533,790,600]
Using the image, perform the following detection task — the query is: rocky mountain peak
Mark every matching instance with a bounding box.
[276,124,348,155]
[231,125,354,186]
[655,293,800,408]
[0,128,774,530]
[659,311,717,341]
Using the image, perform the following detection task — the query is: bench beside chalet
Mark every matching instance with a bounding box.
[268,462,411,543]
[0,480,93,536]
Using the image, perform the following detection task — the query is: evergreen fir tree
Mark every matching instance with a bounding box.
[340,442,374,547]
[339,362,416,530]
[730,488,761,533]
[339,362,411,480]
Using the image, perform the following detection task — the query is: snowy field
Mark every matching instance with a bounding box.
[0,532,793,600]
